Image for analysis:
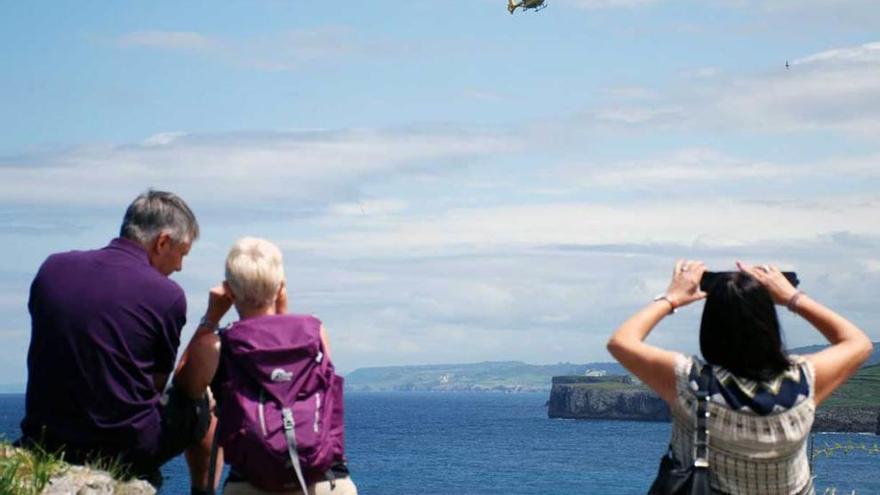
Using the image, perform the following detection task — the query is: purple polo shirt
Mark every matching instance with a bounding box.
[22,237,186,458]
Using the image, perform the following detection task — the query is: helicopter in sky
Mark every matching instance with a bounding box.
[508,0,547,14]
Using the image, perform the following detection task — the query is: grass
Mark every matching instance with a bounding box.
[563,380,645,391]
[82,452,135,484]
[822,364,880,408]
[0,441,140,495]
[0,442,65,495]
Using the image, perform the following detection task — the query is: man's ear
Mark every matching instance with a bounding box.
[153,231,173,254]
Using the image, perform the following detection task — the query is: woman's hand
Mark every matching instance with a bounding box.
[606,259,706,404]
[736,260,874,406]
[663,259,707,309]
[736,261,798,305]
[205,284,233,327]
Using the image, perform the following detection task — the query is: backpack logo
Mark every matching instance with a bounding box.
[271,368,293,382]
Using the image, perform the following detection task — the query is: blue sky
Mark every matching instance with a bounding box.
[1,0,879,385]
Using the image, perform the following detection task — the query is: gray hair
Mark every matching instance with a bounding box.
[119,190,199,245]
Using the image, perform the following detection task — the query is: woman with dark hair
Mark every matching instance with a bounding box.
[607,260,873,495]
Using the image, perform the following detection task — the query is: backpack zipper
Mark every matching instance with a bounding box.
[258,389,268,437]
[313,393,321,433]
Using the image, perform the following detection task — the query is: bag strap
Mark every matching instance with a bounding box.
[692,363,713,469]
[282,407,311,495]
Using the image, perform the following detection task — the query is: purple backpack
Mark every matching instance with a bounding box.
[215,314,346,493]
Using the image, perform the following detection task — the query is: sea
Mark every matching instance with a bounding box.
[1,392,878,494]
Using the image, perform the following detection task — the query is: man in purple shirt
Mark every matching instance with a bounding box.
[20,190,217,493]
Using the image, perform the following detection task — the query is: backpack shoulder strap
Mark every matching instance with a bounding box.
[282,408,310,495]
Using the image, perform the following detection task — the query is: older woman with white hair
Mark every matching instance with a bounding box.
[177,237,357,495]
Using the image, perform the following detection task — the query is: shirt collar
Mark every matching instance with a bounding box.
[106,237,151,266]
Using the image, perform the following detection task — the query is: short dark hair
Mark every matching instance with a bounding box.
[699,272,791,381]
[120,190,199,245]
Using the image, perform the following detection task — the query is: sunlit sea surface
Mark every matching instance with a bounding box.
[1,392,877,494]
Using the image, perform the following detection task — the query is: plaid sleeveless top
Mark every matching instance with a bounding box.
[669,354,816,495]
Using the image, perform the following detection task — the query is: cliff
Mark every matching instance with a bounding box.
[813,407,880,434]
[548,365,880,434]
[547,376,670,421]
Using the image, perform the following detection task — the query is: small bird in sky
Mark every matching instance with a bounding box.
[785,61,790,69]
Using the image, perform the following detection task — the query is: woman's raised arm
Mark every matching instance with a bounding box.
[607,260,707,404]
[737,261,873,406]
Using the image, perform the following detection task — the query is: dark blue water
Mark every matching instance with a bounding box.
[2,393,878,494]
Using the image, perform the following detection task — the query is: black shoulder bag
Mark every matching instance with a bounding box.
[647,363,712,495]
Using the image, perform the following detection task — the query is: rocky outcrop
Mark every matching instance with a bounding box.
[548,376,670,421]
[0,444,155,495]
[548,376,880,434]
[813,407,880,434]
[42,465,156,494]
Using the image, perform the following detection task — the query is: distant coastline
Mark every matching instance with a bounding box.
[344,342,879,393]
[344,360,627,393]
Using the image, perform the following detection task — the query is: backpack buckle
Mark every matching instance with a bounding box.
[282,409,295,431]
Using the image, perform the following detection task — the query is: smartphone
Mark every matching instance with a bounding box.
[700,271,799,292]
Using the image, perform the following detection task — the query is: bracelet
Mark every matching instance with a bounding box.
[199,315,220,333]
[786,291,803,313]
[653,294,676,314]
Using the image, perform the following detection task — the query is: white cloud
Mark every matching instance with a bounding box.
[4,131,880,369]
[277,196,880,257]
[557,148,880,187]
[0,128,516,208]
[280,232,880,368]
[567,148,783,186]
[712,43,880,134]
[7,34,880,371]
[590,106,684,126]
[142,132,187,146]
[794,42,880,65]
[571,41,880,137]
